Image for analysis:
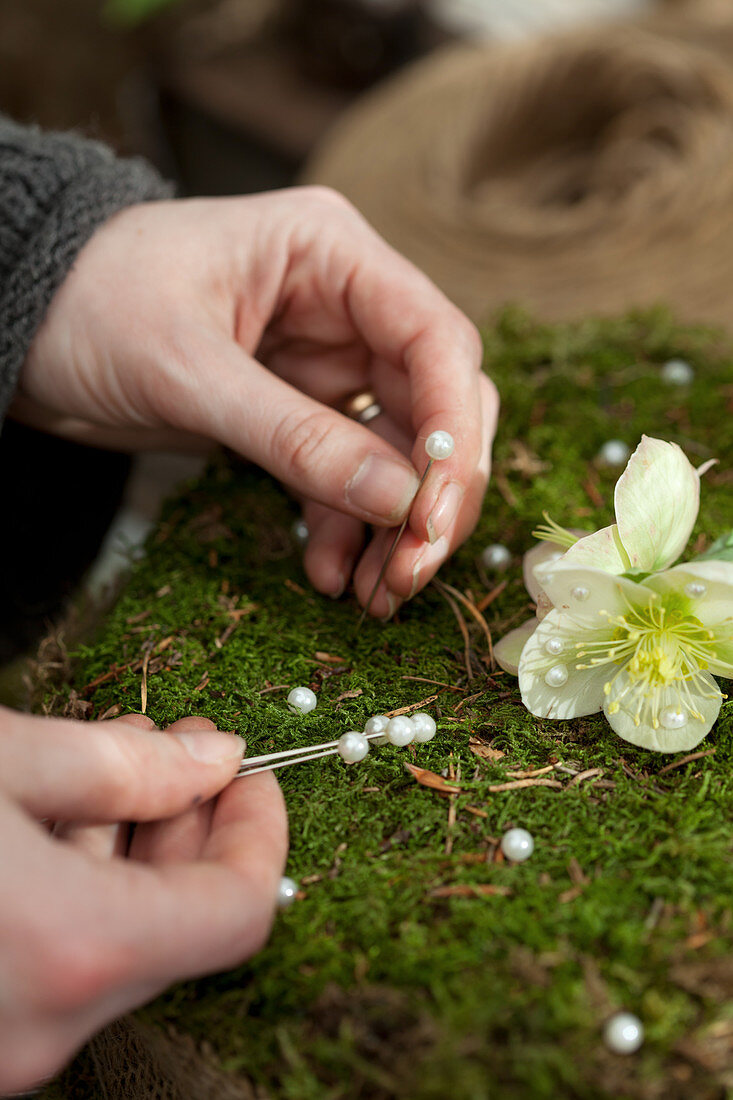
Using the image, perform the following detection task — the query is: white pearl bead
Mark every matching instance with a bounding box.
[425,430,455,460]
[571,585,590,602]
[545,637,564,656]
[685,581,706,598]
[410,713,437,743]
[659,706,687,730]
[338,731,370,763]
[544,664,569,687]
[603,1012,644,1054]
[286,686,317,715]
[364,714,389,745]
[500,828,534,862]
[364,714,389,734]
[661,358,694,386]
[291,518,309,545]
[386,715,415,746]
[481,544,512,570]
[277,876,299,909]
[598,440,630,466]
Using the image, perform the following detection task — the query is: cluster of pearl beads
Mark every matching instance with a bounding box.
[339,712,437,763]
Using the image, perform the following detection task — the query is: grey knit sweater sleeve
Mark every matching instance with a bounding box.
[0,117,172,428]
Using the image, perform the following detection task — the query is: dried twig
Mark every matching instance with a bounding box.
[432,581,474,682]
[505,764,556,779]
[493,472,518,508]
[445,756,460,854]
[476,579,507,613]
[567,857,589,886]
[429,884,512,899]
[568,768,604,786]
[401,676,464,691]
[658,748,716,774]
[140,647,151,714]
[433,577,494,664]
[453,692,483,714]
[385,693,440,717]
[487,778,563,793]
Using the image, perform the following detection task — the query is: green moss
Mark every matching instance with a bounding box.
[46,312,732,1099]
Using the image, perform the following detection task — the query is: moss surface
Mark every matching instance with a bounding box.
[44,312,732,1099]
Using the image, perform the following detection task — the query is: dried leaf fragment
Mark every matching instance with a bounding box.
[404,761,462,794]
[468,738,505,762]
[314,651,347,664]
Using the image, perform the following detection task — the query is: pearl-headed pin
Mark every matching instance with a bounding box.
[358,431,455,626]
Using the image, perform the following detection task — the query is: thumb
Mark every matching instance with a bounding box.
[0,706,244,822]
[176,338,420,527]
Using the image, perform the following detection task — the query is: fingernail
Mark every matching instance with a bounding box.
[345,453,419,523]
[409,537,450,599]
[380,591,401,622]
[329,571,347,599]
[174,730,245,764]
[426,482,464,544]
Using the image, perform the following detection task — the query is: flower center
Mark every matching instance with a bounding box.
[574,592,729,728]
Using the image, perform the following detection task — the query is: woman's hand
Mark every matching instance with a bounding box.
[16,187,498,616]
[0,709,287,1094]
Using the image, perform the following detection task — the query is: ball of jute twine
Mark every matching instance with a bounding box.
[303,21,733,326]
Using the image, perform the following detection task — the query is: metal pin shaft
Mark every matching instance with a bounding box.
[235,730,386,778]
[357,457,434,628]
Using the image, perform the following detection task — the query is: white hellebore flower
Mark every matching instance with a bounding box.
[495,437,733,752]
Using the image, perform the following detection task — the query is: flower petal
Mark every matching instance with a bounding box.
[646,561,733,674]
[560,524,630,574]
[532,562,653,627]
[523,529,591,599]
[603,670,721,752]
[494,619,537,676]
[523,542,566,602]
[518,610,611,719]
[614,436,699,571]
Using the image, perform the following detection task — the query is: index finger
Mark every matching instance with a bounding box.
[344,237,488,541]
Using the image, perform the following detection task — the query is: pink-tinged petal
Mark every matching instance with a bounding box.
[603,670,721,752]
[560,525,629,574]
[614,436,699,571]
[518,610,611,720]
[532,563,652,628]
[523,542,566,602]
[494,619,537,676]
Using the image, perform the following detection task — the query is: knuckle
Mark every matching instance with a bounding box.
[272,407,337,486]
[300,184,353,213]
[36,929,113,1011]
[460,317,484,366]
